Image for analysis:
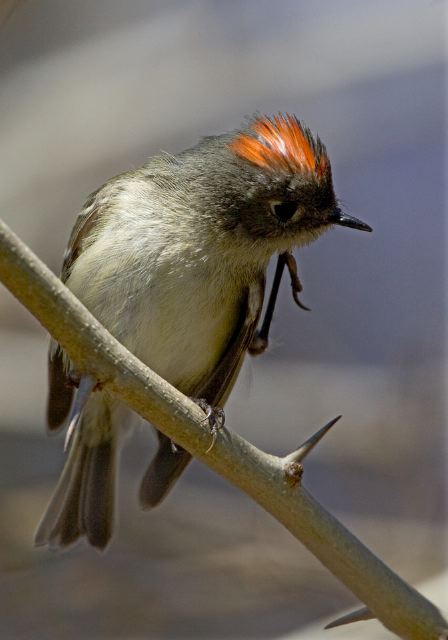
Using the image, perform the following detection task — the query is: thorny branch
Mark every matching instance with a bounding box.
[0,218,446,640]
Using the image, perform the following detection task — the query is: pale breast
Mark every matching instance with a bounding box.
[129,259,244,393]
[64,175,266,395]
[66,228,246,395]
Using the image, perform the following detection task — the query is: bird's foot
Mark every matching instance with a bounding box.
[191,398,225,453]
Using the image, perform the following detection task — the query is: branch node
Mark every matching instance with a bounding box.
[284,461,304,487]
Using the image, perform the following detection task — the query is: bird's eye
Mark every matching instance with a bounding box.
[271,201,298,223]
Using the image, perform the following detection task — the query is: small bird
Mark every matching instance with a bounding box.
[35,113,371,550]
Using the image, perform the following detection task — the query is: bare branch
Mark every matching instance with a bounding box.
[0,218,446,640]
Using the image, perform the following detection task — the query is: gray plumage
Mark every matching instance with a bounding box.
[36,114,369,551]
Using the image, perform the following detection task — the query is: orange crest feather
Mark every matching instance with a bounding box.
[230,113,328,178]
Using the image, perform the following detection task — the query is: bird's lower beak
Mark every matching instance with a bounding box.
[330,208,372,232]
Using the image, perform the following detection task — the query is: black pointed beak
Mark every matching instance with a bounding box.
[330,208,372,232]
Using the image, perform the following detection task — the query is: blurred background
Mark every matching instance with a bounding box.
[0,1,446,638]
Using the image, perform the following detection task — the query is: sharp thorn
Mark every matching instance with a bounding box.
[284,416,342,464]
[324,605,375,629]
[63,375,96,452]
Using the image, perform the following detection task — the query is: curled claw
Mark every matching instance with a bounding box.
[292,289,310,311]
[284,252,303,292]
[205,407,225,454]
[192,398,225,453]
[283,251,310,311]
[206,425,219,454]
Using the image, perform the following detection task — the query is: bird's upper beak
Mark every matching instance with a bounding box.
[330,207,372,232]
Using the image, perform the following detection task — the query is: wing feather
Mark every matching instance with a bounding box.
[194,276,265,405]
[139,276,265,508]
[47,193,103,430]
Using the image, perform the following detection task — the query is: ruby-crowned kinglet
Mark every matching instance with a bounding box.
[35,114,371,550]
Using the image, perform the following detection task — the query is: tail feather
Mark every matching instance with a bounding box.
[82,440,116,549]
[35,434,116,551]
[49,446,86,548]
[139,432,192,509]
[34,433,86,548]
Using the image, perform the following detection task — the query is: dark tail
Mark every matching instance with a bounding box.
[139,432,191,509]
[34,433,116,551]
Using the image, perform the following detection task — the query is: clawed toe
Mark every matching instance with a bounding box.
[191,398,225,453]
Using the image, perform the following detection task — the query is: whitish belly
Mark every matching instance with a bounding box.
[67,247,244,395]
[132,276,242,394]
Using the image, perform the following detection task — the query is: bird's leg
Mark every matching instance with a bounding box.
[190,398,225,453]
[249,253,286,355]
[249,251,309,356]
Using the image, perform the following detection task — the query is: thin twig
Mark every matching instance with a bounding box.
[0,218,446,640]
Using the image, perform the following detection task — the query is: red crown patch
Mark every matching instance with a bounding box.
[230,113,328,178]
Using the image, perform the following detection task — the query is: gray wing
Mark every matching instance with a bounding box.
[47,192,103,431]
[194,276,265,405]
[139,276,265,508]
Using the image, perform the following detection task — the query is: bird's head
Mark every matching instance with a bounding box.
[221,113,371,249]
